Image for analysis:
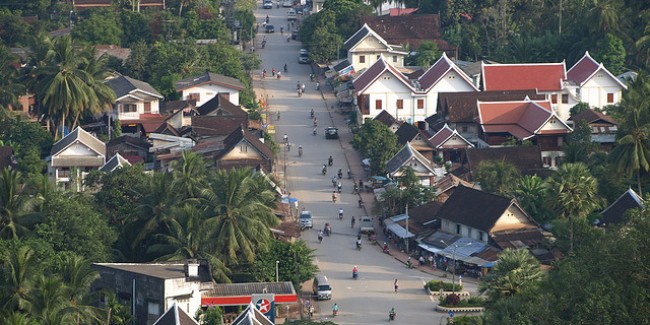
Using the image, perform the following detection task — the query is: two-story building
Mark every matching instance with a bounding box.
[566,51,628,109]
[476,99,572,168]
[106,75,164,122]
[175,71,245,107]
[344,23,408,72]
[353,53,477,123]
[48,127,106,191]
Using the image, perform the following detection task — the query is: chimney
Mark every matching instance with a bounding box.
[185,260,200,278]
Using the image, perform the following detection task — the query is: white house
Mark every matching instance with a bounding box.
[105,75,163,121]
[385,142,438,185]
[353,54,477,123]
[567,51,628,109]
[48,127,106,191]
[344,23,408,72]
[175,71,245,107]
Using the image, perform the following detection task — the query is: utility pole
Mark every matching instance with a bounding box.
[405,204,409,253]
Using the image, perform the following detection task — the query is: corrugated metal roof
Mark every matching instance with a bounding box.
[206,282,295,297]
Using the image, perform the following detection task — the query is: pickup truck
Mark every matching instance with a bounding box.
[358,216,374,234]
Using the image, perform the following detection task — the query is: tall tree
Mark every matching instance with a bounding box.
[350,119,399,175]
[545,163,602,251]
[202,169,278,265]
[0,169,42,240]
[171,151,209,200]
[608,72,650,194]
[0,45,25,114]
[510,175,551,224]
[0,245,39,313]
[474,160,520,195]
[58,255,101,324]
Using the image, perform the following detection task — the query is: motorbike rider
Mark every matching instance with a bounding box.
[337,181,342,193]
[328,155,333,166]
[322,164,327,174]
[310,108,314,118]
[284,63,288,72]
[318,230,323,243]
[337,169,343,179]
[347,169,352,178]
[389,307,396,321]
[298,145,303,157]
[313,127,317,135]
[332,191,337,203]
[338,208,343,219]
[356,238,362,249]
[352,265,358,278]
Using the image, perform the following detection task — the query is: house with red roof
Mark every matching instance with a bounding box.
[344,23,408,72]
[353,53,476,123]
[477,99,572,168]
[566,51,628,109]
[481,62,577,121]
[175,71,245,107]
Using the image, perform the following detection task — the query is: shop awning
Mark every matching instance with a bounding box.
[418,243,443,254]
[385,219,415,239]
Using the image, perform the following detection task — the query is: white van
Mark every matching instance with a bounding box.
[312,275,332,300]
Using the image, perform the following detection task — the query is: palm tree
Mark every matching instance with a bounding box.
[587,0,622,35]
[202,168,278,265]
[147,204,231,282]
[0,168,42,240]
[609,73,650,195]
[0,45,26,114]
[25,275,73,325]
[545,163,602,251]
[131,172,178,250]
[479,248,543,301]
[171,151,209,200]
[59,255,101,324]
[30,36,98,139]
[0,246,39,314]
[510,175,551,223]
[72,46,115,129]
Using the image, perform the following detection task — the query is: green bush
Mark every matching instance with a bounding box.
[451,315,485,325]
[425,280,462,292]
[439,295,486,308]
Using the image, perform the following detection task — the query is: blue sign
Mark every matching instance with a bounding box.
[448,310,455,318]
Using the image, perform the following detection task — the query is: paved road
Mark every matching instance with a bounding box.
[252,3,478,324]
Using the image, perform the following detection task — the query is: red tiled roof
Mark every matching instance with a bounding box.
[428,124,472,148]
[567,51,600,86]
[352,57,412,93]
[478,100,569,140]
[362,14,451,50]
[388,8,418,16]
[418,53,477,91]
[482,63,566,92]
[436,90,545,123]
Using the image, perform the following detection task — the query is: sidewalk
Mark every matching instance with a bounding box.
[313,71,480,286]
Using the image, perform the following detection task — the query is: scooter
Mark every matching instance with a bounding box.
[313,128,317,136]
[337,183,342,193]
[337,169,343,179]
[310,109,314,118]
[322,166,327,175]
[389,311,396,321]
[383,244,390,254]
[352,270,358,279]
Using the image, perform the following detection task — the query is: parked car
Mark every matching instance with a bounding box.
[263,0,273,9]
[325,127,339,139]
[265,24,275,33]
[300,211,313,229]
[282,0,292,7]
[358,216,374,234]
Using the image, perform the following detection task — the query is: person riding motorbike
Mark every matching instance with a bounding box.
[324,223,331,236]
[337,181,342,193]
[332,176,337,187]
[352,266,358,279]
[272,68,276,76]
[338,208,343,219]
[383,242,390,254]
[328,156,333,166]
[337,169,343,179]
[298,146,303,157]
[353,183,359,194]
[322,164,327,175]
[310,108,314,118]
[313,127,317,136]
[356,239,362,250]
[347,169,352,179]
[262,69,267,78]
[332,191,337,203]
[318,230,323,243]
[389,308,396,321]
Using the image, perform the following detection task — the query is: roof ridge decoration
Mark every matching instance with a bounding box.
[418,53,479,92]
[428,123,474,148]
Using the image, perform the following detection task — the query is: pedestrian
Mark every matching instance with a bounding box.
[394,279,399,293]
[428,255,434,268]
[280,26,284,35]
[419,255,425,266]
[287,143,292,151]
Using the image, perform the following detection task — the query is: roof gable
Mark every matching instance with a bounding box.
[99,153,131,172]
[569,109,617,125]
[567,51,627,89]
[361,14,451,50]
[418,53,478,91]
[213,127,273,161]
[428,124,473,148]
[175,71,245,92]
[482,62,567,92]
[386,142,436,174]
[477,100,570,140]
[435,185,514,232]
[395,122,420,145]
[51,127,106,156]
[153,302,199,325]
[601,188,644,225]
[344,23,389,51]
[106,75,163,100]
[197,94,247,117]
[352,56,413,93]
[374,110,397,127]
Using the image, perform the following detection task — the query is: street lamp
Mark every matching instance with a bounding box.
[440,240,472,293]
[275,260,279,282]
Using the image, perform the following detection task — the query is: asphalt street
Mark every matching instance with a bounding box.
[252,3,478,324]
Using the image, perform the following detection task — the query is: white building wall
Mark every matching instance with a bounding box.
[361,72,413,121]
[164,279,203,320]
[182,84,241,106]
[579,73,623,109]
[424,72,477,122]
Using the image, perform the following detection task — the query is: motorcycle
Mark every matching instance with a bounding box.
[347,169,352,179]
[313,128,317,136]
[352,269,358,279]
[284,64,288,73]
[324,224,331,236]
[337,183,342,193]
[328,156,333,166]
[353,184,359,194]
[298,147,303,157]
[322,166,327,175]
[337,169,343,179]
[310,109,314,118]
[356,240,362,250]
[332,193,337,203]
[383,243,390,254]
[389,310,396,321]
[313,119,318,127]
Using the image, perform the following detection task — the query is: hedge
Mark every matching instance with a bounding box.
[425,280,462,292]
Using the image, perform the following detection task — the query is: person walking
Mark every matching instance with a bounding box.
[351,216,356,228]
[394,279,399,293]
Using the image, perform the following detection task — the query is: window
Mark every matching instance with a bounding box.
[478,231,484,241]
[551,94,558,104]
[607,93,614,103]
[359,56,365,63]
[188,93,201,102]
[375,100,382,110]
[562,94,569,104]
[543,156,551,166]
[377,55,380,60]
[121,104,137,113]
[393,56,398,63]
[467,228,472,237]
[456,224,461,234]
[417,99,424,109]
[396,99,403,109]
